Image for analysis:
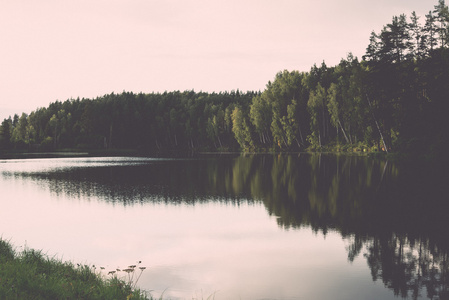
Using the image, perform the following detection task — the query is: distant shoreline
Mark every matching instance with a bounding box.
[0,148,385,160]
[0,151,89,159]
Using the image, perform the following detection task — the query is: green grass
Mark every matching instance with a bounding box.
[0,238,151,300]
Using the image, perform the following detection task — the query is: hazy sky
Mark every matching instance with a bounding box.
[0,0,434,121]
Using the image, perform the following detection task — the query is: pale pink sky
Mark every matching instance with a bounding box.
[0,0,433,120]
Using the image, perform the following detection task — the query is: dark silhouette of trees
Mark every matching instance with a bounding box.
[1,0,448,157]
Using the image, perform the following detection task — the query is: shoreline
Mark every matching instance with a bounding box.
[0,238,150,300]
[1,148,443,165]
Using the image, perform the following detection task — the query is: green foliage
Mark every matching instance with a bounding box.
[0,118,12,150]
[307,83,327,148]
[0,1,448,156]
[249,94,272,145]
[231,107,254,151]
[249,70,308,150]
[0,91,258,153]
[283,99,299,147]
[0,239,14,263]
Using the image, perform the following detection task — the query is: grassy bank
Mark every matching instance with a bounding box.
[0,239,150,300]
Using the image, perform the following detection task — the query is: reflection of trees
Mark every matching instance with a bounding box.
[4,155,260,205]
[345,234,449,300]
[204,153,449,300]
[6,154,449,299]
[236,153,449,300]
[245,154,397,233]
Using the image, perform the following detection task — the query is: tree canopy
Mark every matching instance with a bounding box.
[1,0,448,157]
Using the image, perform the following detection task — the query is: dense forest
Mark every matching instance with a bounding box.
[1,1,448,157]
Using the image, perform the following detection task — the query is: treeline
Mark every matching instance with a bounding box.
[1,1,448,156]
[0,90,258,152]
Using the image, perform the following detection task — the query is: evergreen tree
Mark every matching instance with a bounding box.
[0,118,12,150]
[424,11,439,52]
[433,0,449,47]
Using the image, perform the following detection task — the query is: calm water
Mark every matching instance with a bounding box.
[0,154,448,299]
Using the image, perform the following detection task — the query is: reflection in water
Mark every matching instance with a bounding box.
[1,154,449,299]
[245,154,449,300]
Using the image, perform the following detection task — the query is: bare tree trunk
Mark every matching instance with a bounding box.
[298,124,304,145]
[282,136,288,147]
[366,93,389,153]
[54,123,57,149]
[348,124,353,144]
[295,137,301,149]
[338,120,350,144]
[265,131,272,143]
[322,107,326,142]
[319,132,322,148]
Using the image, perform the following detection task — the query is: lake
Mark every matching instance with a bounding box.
[0,154,448,299]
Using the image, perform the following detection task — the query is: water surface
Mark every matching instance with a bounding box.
[0,154,448,299]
